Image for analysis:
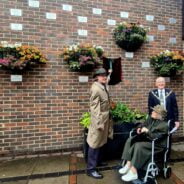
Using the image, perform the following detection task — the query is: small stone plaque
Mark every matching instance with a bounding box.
[164,77,170,83]
[169,18,176,24]
[14,42,22,46]
[10,75,22,82]
[146,15,154,21]
[79,76,88,83]
[46,13,56,19]
[78,29,88,36]
[147,35,154,42]
[1,41,8,47]
[107,19,116,25]
[78,16,87,23]
[10,9,22,16]
[28,0,39,8]
[10,23,23,31]
[158,25,165,31]
[92,8,102,15]
[62,4,72,11]
[125,52,134,58]
[169,37,176,44]
[142,62,150,68]
[120,12,129,18]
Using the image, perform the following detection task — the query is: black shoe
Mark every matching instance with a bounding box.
[87,170,103,179]
[97,162,108,167]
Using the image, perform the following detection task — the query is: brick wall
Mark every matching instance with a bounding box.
[0,0,183,156]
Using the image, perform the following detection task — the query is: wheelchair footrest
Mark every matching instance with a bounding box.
[132,179,144,184]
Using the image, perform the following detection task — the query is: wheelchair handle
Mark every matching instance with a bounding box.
[170,127,177,134]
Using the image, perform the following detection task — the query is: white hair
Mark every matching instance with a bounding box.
[156,77,165,83]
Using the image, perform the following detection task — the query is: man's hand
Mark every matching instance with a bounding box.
[175,121,180,129]
[108,69,112,74]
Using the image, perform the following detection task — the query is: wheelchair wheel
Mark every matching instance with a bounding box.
[163,166,172,179]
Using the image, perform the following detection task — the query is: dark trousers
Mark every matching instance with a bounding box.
[87,145,105,171]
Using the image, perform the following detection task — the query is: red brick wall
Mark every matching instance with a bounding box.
[0,0,183,156]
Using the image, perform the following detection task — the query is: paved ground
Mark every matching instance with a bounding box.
[0,143,183,184]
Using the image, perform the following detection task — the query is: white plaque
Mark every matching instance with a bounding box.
[1,41,8,47]
[28,0,39,8]
[169,18,176,24]
[120,12,129,18]
[46,13,56,19]
[78,29,88,36]
[158,25,165,31]
[142,62,150,68]
[79,76,88,83]
[125,52,134,58]
[146,15,154,21]
[10,9,22,16]
[147,35,154,42]
[92,8,102,15]
[10,23,23,31]
[62,4,72,11]
[107,19,116,26]
[14,42,22,47]
[10,75,22,82]
[164,77,170,83]
[78,16,87,23]
[169,37,176,44]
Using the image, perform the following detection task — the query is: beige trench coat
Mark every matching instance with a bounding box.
[87,82,113,149]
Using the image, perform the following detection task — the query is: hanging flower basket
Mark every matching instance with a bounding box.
[150,50,184,77]
[61,43,104,72]
[113,22,147,52]
[0,44,47,73]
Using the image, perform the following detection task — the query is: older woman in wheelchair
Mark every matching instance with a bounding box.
[118,105,169,182]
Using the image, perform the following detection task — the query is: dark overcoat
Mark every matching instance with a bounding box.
[121,117,168,170]
[148,88,179,128]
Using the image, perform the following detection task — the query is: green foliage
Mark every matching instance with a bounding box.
[0,44,47,71]
[113,22,147,52]
[61,43,103,72]
[150,50,184,77]
[80,103,147,128]
[110,102,147,123]
[80,112,91,129]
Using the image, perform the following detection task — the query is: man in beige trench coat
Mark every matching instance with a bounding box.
[86,68,113,179]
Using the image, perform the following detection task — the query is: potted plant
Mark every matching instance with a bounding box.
[150,50,184,77]
[80,102,147,160]
[113,22,147,52]
[61,43,104,72]
[0,44,47,73]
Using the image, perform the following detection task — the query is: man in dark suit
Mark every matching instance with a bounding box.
[148,77,180,129]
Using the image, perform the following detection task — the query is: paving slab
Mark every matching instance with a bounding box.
[0,157,37,178]
[171,162,184,182]
[0,176,68,184]
[28,176,68,184]
[0,152,183,184]
[32,155,69,174]
[76,154,176,184]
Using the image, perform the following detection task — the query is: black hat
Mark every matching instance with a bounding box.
[93,68,107,78]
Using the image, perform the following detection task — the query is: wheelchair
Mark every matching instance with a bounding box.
[122,120,177,184]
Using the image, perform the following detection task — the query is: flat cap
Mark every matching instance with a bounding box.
[93,68,107,78]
